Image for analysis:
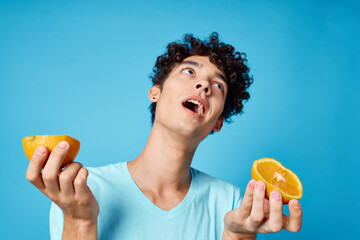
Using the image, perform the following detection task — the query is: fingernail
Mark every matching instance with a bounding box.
[250,181,255,188]
[271,191,281,200]
[256,182,265,190]
[58,141,68,149]
[36,146,45,154]
[291,200,300,209]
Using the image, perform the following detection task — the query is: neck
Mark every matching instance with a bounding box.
[128,121,200,194]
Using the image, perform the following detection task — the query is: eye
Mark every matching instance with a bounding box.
[182,68,195,76]
[213,83,223,90]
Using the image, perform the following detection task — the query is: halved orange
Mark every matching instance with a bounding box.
[23,135,80,168]
[251,158,303,204]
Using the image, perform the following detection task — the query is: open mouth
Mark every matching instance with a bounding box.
[182,99,205,116]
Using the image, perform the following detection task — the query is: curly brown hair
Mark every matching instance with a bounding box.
[150,32,253,125]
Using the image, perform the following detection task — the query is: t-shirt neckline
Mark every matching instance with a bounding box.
[123,161,197,219]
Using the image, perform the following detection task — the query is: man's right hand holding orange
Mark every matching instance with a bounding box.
[26,141,98,240]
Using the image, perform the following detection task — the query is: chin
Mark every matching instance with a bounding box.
[177,122,211,141]
[165,120,197,137]
[156,114,211,141]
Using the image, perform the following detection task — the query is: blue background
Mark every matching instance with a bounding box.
[1,0,359,239]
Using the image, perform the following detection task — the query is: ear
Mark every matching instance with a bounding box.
[149,85,161,102]
[213,117,224,132]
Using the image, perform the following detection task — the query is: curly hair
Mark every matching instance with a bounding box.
[150,32,253,125]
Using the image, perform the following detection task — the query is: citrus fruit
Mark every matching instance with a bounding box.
[251,158,303,204]
[23,135,80,168]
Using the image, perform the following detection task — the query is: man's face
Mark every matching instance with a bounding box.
[150,55,228,141]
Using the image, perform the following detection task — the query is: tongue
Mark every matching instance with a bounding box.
[193,104,199,113]
[183,101,199,114]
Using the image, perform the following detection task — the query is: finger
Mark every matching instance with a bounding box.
[73,168,91,196]
[237,179,256,219]
[283,199,302,232]
[248,181,265,229]
[263,198,270,217]
[26,146,49,190]
[58,162,83,196]
[42,141,69,193]
[267,190,283,233]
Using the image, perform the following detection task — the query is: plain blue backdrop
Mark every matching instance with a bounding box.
[1,0,359,239]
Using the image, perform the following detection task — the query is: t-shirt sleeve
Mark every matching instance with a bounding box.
[49,202,64,240]
[233,186,242,210]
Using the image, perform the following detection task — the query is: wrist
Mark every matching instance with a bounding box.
[63,216,98,240]
[222,228,256,240]
[64,215,97,226]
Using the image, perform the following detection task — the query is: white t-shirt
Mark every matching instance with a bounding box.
[50,161,242,240]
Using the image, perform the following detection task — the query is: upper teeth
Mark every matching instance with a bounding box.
[188,99,204,116]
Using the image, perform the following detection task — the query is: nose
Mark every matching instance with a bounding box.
[195,81,210,94]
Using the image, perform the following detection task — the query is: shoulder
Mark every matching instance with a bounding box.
[191,167,242,210]
[85,161,126,183]
[191,167,240,192]
[82,161,131,197]
[86,161,126,176]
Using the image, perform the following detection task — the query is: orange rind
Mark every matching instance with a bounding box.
[23,135,80,168]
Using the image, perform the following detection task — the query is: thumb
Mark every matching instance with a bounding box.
[224,209,239,229]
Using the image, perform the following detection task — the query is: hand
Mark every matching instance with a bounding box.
[26,141,99,223]
[223,179,302,239]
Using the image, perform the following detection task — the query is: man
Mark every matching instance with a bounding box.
[26,33,302,239]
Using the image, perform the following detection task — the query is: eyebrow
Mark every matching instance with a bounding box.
[179,60,227,83]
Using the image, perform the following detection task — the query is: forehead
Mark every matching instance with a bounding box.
[181,55,220,71]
